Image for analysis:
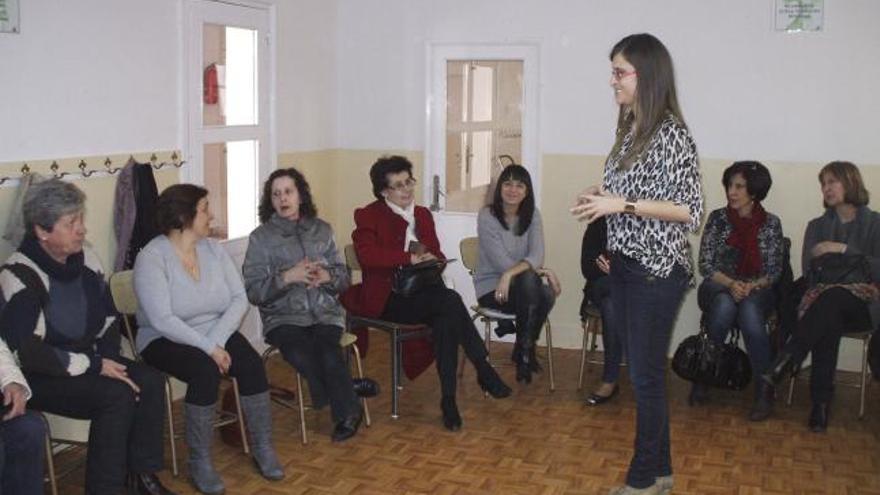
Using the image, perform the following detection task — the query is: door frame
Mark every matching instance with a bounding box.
[424,42,541,213]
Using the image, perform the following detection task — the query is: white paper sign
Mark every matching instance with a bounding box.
[0,0,20,34]
[775,0,824,32]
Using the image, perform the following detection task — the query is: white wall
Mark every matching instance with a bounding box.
[335,0,880,164]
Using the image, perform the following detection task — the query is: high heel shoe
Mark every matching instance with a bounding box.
[516,353,532,384]
[440,396,462,431]
[585,384,619,406]
[476,363,512,398]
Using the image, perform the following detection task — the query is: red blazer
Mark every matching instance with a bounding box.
[341,200,445,318]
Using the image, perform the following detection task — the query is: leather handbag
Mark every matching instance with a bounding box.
[809,253,872,286]
[672,327,752,390]
[391,258,452,297]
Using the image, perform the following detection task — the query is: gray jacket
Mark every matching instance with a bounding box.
[242,214,349,334]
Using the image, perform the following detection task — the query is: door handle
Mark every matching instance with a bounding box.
[430,174,445,211]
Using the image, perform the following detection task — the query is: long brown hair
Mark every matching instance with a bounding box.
[819,161,870,207]
[608,33,686,170]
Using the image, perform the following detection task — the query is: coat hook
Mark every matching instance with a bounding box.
[50,161,61,177]
[21,163,30,174]
[79,160,97,177]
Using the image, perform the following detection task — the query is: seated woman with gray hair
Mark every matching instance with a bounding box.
[0,179,175,495]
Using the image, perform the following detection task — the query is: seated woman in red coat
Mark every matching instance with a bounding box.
[343,155,511,431]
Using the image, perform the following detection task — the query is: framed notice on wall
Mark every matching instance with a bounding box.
[0,0,20,34]
[775,0,824,32]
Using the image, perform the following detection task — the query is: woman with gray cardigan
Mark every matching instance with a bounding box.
[134,184,283,494]
[763,161,879,432]
[474,165,561,384]
[242,168,377,443]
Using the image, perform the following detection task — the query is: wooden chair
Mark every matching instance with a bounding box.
[260,329,372,444]
[108,270,250,478]
[343,244,433,419]
[787,330,873,419]
[457,237,556,392]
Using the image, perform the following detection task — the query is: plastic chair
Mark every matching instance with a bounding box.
[109,270,250,478]
[260,329,371,444]
[457,237,555,392]
[343,244,433,419]
[787,330,873,419]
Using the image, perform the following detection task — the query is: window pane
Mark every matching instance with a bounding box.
[203,140,258,239]
[203,24,258,127]
[470,64,493,122]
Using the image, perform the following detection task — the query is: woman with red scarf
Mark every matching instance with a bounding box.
[692,161,783,421]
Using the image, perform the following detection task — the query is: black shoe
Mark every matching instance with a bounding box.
[762,350,798,386]
[808,402,829,433]
[131,473,178,495]
[688,382,710,407]
[331,412,363,442]
[748,382,775,422]
[526,346,542,373]
[477,366,512,398]
[585,384,619,406]
[353,377,380,398]
[440,396,462,431]
[494,320,516,339]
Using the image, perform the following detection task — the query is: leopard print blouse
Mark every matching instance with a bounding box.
[603,116,704,279]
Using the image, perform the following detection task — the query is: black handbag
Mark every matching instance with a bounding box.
[391,258,453,297]
[672,326,752,390]
[808,253,872,286]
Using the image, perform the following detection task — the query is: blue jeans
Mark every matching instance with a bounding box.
[588,276,623,384]
[610,254,687,489]
[698,279,775,377]
[0,411,46,495]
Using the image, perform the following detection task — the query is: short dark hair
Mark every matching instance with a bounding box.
[722,161,772,202]
[490,164,535,235]
[155,184,208,235]
[819,161,870,207]
[369,155,413,200]
[258,168,318,223]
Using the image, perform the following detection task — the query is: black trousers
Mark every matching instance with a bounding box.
[477,269,555,345]
[266,324,360,422]
[142,332,268,406]
[382,285,488,397]
[787,287,872,403]
[27,358,165,495]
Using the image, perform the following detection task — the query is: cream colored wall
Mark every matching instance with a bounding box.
[283,149,878,371]
[0,153,180,268]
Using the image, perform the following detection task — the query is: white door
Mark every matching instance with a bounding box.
[183,0,274,350]
[425,43,540,339]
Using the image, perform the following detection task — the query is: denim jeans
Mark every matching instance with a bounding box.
[588,276,623,384]
[609,254,687,489]
[698,279,775,377]
[0,411,46,495]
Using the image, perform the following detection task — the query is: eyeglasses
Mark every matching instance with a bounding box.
[387,177,417,192]
[611,68,637,81]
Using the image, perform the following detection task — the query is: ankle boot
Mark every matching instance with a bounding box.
[748,381,775,421]
[761,350,798,386]
[184,403,225,495]
[240,392,285,480]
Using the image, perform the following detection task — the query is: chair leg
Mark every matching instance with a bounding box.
[231,378,250,454]
[545,319,555,392]
[787,374,795,406]
[295,371,308,444]
[42,414,58,495]
[351,344,372,427]
[165,378,178,477]
[391,330,401,419]
[859,335,870,419]
[483,317,492,362]
[578,320,589,390]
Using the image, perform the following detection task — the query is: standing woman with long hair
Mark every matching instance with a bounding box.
[571,34,703,495]
[474,164,561,384]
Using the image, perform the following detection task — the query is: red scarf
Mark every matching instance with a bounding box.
[725,202,767,278]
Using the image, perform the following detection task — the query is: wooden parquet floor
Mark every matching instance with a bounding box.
[53,333,880,494]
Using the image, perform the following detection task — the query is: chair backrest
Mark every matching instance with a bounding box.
[344,244,361,272]
[459,237,479,274]
[109,270,138,315]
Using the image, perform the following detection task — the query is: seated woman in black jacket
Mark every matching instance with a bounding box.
[764,161,879,432]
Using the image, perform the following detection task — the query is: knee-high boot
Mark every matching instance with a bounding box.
[240,392,284,480]
[184,403,225,495]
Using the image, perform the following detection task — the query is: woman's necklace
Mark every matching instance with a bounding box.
[173,244,200,280]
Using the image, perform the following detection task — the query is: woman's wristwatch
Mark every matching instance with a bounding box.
[624,197,637,215]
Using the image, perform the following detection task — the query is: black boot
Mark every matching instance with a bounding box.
[516,343,533,384]
[527,345,542,373]
[476,361,512,398]
[748,381,775,422]
[440,396,462,431]
[808,402,830,432]
[761,350,798,386]
[130,473,178,495]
